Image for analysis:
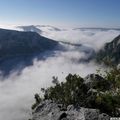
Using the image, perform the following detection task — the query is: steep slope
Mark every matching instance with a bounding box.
[96,35,120,65]
[0,28,58,58]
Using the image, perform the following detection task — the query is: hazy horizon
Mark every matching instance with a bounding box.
[0,0,120,28]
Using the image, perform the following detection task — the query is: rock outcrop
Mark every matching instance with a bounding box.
[84,74,111,91]
[96,35,120,65]
[31,100,110,120]
[30,74,113,120]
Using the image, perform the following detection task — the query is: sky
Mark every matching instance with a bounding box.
[0,0,120,27]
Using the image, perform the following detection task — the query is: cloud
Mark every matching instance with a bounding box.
[0,27,119,120]
[0,49,99,120]
[41,28,120,51]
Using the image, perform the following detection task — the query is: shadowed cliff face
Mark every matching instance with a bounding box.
[0,28,58,57]
[96,35,120,65]
[0,28,97,77]
[0,28,58,76]
[0,42,95,77]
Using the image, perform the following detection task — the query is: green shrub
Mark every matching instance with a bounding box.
[32,66,120,116]
[42,74,88,106]
[31,93,42,110]
[104,66,120,90]
[95,92,120,116]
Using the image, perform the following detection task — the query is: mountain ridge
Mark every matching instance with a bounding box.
[96,34,120,65]
[0,28,58,59]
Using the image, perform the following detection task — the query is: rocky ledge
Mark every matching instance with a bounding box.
[30,66,120,120]
[30,74,113,120]
[31,100,110,120]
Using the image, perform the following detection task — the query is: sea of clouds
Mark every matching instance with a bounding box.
[0,26,119,120]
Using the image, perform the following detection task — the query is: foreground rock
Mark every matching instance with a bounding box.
[31,100,110,120]
[84,74,111,91]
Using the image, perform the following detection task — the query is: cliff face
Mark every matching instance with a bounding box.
[96,35,120,65]
[0,28,58,58]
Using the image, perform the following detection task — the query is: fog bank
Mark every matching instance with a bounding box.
[0,28,119,120]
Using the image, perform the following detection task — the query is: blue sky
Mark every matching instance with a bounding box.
[0,0,120,27]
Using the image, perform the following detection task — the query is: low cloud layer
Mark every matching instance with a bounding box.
[41,27,120,50]
[0,27,119,120]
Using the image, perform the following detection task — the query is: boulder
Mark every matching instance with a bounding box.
[84,74,111,91]
[31,100,110,120]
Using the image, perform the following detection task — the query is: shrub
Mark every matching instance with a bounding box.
[42,74,88,106]
[95,92,120,116]
[32,66,120,116]
[31,93,42,110]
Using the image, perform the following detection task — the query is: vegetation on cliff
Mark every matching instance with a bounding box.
[96,35,120,65]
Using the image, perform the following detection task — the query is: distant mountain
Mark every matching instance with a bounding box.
[17,25,65,35]
[36,25,64,31]
[17,25,42,34]
[96,35,120,65]
[0,28,58,59]
[73,27,120,31]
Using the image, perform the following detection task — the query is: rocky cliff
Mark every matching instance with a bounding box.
[31,100,110,120]
[0,28,58,59]
[96,35,120,65]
